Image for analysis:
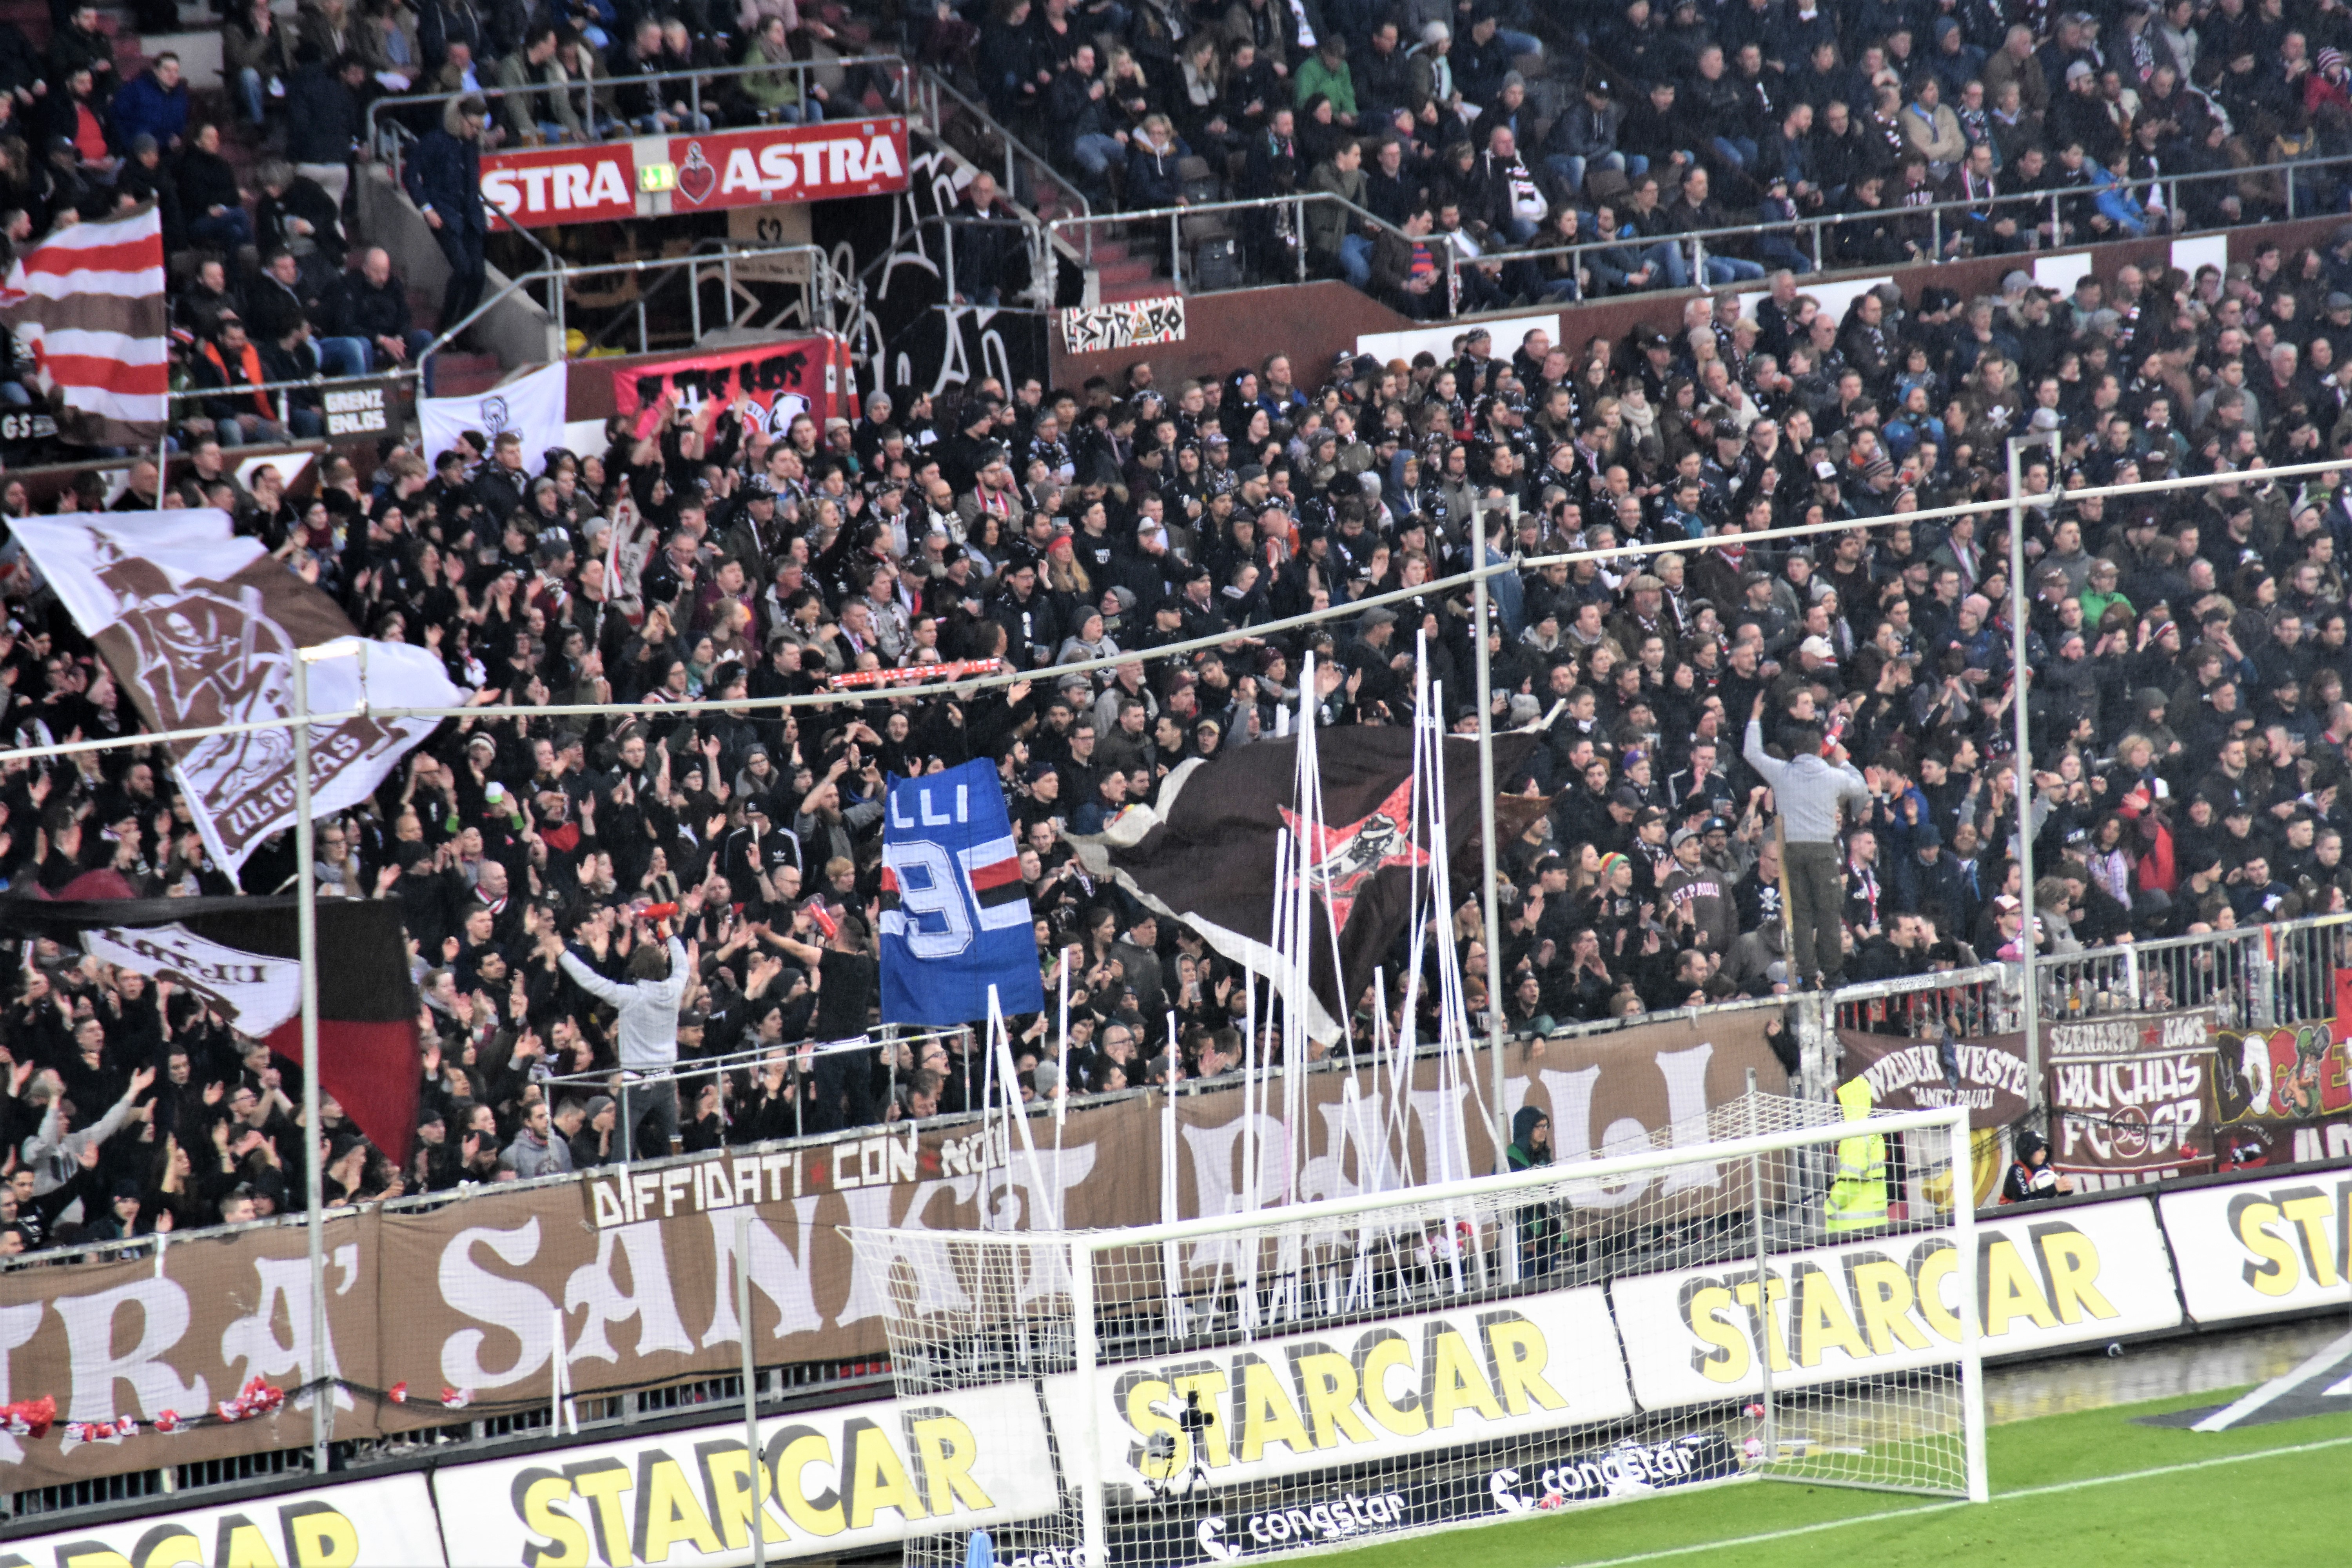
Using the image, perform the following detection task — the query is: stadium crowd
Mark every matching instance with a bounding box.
[13,0,2352,1250]
[949,0,2352,309]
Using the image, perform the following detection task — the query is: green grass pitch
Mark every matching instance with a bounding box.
[1318,1387,2352,1568]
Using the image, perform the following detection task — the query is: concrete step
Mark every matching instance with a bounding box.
[429,351,504,397]
[1096,274,1173,302]
[1093,255,1156,287]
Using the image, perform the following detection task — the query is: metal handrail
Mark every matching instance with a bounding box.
[1502,145,2352,301]
[1044,190,1446,299]
[362,51,915,180]
[161,244,854,428]
[853,211,1049,314]
[413,240,853,374]
[15,912,2332,1278]
[577,236,814,357]
[1016,144,2352,309]
[908,63,1092,223]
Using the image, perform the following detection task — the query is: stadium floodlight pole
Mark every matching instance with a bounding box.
[1473,552,1507,1177]
[294,641,361,1475]
[2007,431,2060,1100]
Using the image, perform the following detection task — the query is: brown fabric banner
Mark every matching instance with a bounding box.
[2045,1009,2221,1181]
[1170,1009,1790,1250]
[1838,1029,2035,1129]
[0,1010,1786,1492]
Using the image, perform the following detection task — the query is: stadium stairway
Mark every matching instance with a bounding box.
[1024,178,1165,304]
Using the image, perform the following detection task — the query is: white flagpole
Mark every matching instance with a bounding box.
[294,645,357,1473]
[1053,949,1069,1212]
[978,1020,995,1231]
[1241,955,1258,1219]
[1161,1009,1182,1334]
[987,984,1055,1228]
[1472,559,1508,1176]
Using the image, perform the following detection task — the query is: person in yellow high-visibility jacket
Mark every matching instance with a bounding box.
[1825,1075,1889,1232]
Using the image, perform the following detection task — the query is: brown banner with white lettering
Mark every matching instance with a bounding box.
[1170,1009,1791,1245]
[2045,1009,2222,1183]
[0,1009,1786,1492]
[1838,1029,2034,1129]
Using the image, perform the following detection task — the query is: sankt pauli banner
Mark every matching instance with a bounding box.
[0,1013,1780,1493]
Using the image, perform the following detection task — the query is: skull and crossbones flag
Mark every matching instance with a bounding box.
[1072,728,1532,1041]
[7,511,461,878]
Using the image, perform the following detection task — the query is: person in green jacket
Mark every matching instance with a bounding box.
[738,15,809,123]
[1294,35,1357,124]
[1306,139,1372,286]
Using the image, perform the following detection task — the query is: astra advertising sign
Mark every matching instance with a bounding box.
[477,119,908,228]
[480,141,639,225]
[663,118,909,211]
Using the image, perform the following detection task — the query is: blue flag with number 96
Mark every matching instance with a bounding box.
[878,759,1045,1025]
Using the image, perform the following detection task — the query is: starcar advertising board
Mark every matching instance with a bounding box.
[430,1381,1057,1566]
[0,1474,443,1568]
[2157,1171,2352,1324]
[1610,1196,2180,1410]
[1041,1289,1631,1503]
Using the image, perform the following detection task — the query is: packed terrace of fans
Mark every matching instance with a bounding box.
[7,0,2352,1256]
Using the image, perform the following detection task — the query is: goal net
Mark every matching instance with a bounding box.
[847,1093,1984,1567]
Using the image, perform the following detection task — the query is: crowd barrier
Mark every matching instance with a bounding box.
[4,1154,2342,1564]
[6,916,2348,1519]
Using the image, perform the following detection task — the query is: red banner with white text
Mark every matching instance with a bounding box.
[480,142,639,227]
[475,118,908,227]
[609,334,857,432]
[665,117,908,211]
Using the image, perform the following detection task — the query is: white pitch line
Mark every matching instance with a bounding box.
[1555,1432,2352,1568]
[2190,1330,2352,1432]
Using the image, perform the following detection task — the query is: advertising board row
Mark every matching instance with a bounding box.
[9,1164,2341,1566]
[477,119,909,227]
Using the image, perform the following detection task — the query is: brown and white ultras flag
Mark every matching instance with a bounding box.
[9,511,461,877]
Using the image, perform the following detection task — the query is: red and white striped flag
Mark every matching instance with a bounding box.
[0,207,166,446]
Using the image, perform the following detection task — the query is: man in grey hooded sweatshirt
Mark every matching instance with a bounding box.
[561,914,692,1160]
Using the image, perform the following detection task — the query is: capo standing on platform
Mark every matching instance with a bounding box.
[561,908,693,1158]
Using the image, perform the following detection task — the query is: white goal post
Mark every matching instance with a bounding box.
[849,1096,1985,1567]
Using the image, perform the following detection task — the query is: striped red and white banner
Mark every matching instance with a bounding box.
[0,206,165,446]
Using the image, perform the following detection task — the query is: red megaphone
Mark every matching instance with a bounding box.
[641,902,680,921]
